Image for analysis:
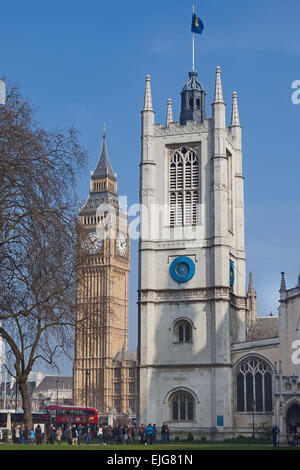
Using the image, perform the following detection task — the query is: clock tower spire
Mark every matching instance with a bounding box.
[73,127,135,417]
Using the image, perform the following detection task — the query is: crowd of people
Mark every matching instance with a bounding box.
[11,421,171,445]
[286,423,300,446]
[12,424,43,444]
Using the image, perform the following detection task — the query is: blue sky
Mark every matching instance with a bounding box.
[1,0,300,374]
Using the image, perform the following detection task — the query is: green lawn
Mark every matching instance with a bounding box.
[0,442,298,450]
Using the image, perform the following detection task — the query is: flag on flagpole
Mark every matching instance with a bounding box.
[191,12,204,34]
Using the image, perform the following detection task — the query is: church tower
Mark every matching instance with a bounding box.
[73,128,131,414]
[138,67,247,438]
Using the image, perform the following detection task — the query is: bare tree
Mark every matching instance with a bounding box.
[0,83,87,427]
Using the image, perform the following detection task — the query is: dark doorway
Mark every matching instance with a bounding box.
[286,403,300,433]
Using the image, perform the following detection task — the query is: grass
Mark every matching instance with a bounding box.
[0,442,299,450]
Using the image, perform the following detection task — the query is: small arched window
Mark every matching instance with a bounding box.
[175,320,192,342]
[189,98,194,109]
[169,391,195,421]
[196,98,201,109]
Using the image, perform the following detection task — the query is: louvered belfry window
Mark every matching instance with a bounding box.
[169,147,199,226]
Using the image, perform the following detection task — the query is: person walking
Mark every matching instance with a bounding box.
[97,424,103,444]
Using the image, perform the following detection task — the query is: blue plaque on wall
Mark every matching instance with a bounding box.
[217,415,224,426]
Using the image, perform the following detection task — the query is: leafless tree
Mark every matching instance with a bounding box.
[0,83,87,427]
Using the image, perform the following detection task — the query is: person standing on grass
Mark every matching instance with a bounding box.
[29,427,35,444]
[71,424,78,446]
[67,425,73,445]
[15,425,20,444]
[127,425,133,445]
[35,424,42,445]
[138,424,145,444]
[56,426,62,444]
[272,425,280,447]
[161,422,167,444]
[145,423,154,445]
[85,423,92,445]
[153,424,157,444]
[77,423,83,445]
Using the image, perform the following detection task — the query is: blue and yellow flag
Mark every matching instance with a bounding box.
[191,12,204,34]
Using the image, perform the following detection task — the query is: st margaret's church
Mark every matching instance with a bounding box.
[73,51,300,443]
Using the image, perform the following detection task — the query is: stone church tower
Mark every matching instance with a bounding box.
[138,68,247,438]
[73,129,136,415]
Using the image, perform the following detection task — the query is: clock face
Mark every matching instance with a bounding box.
[81,231,103,254]
[117,233,127,257]
[170,256,195,283]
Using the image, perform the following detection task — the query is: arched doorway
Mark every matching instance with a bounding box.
[286,403,300,433]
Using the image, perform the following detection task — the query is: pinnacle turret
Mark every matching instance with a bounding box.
[247,272,256,296]
[166,98,173,126]
[230,91,241,127]
[280,272,287,292]
[213,66,224,104]
[143,74,153,112]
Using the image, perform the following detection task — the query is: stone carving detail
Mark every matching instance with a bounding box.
[139,287,230,302]
[153,121,208,137]
[212,184,228,192]
[141,189,155,197]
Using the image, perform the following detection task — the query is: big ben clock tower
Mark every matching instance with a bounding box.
[73,127,134,415]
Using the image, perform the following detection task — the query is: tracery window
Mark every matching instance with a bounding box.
[169,391,195,421]
[169,147,199,226]
[236,357,272,412]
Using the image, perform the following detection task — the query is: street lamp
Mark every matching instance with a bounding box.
[252,399,256,443]
[56,379,59,406]
[85,370,90,425]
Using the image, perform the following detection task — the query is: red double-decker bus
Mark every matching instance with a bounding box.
[42,405,99,425]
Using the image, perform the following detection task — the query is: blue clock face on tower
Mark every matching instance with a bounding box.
[229,260,235,287]
[170,256,195,283]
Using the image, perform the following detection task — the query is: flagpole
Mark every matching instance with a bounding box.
[192,3,195,71]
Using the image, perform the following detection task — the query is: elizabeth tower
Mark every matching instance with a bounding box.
[73,128,130,414]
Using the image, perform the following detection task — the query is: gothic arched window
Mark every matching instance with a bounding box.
[236,357,272,413]
[174,320,192,342]
[169,391,195,421]
[169,147,199,226]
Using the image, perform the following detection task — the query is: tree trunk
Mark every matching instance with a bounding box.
[18,380,33,428]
